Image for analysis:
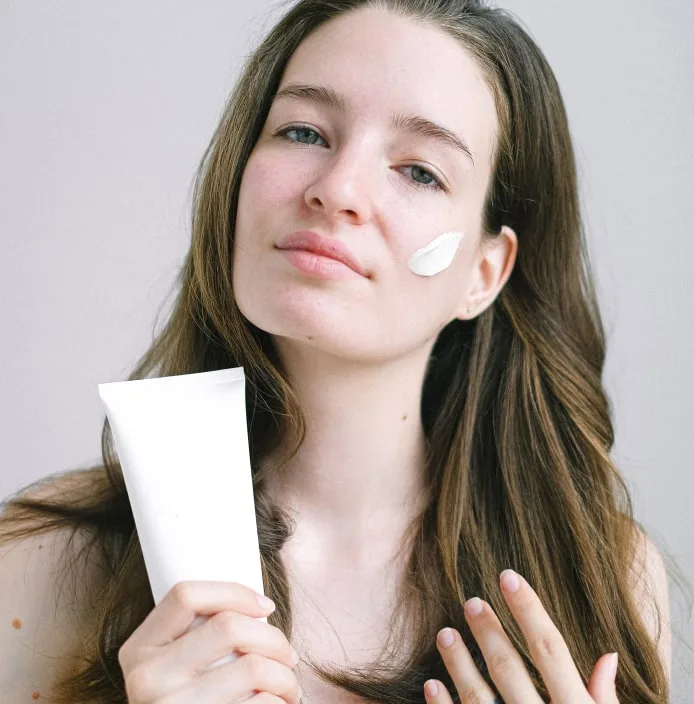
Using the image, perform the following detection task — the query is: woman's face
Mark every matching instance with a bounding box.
[234,7,511,363]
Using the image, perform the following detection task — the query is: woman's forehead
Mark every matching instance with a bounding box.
[278,7,499,172]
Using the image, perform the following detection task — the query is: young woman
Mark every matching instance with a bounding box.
[0,0,682,702]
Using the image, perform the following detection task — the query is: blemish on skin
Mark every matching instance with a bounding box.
[11,618,22,629]
[32,691,40,700]
[402,414,408,421]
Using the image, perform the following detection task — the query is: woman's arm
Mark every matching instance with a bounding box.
[0,478,111,701]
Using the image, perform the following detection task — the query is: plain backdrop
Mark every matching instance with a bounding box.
[1,0,692,699]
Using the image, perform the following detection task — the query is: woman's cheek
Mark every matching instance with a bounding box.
[406,230,465,277]
[242,147,301,204]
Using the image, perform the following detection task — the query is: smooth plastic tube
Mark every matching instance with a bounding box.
[98,367,266,673]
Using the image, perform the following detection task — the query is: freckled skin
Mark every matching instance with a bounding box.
[11,617,22,629]
[32,691,40,699]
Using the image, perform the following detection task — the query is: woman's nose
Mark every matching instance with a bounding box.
[303,146,377,224]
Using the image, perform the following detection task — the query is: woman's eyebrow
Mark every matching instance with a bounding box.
[272,82,475,167]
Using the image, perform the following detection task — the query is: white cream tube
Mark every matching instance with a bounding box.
[98,367,266,674]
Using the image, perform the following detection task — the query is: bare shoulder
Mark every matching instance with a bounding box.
[0,471,112,702]
[628,524,672,683]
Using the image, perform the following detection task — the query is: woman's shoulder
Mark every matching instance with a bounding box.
[0,470,112,701]
[627,523,672,683]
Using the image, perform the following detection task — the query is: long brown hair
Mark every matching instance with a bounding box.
[1,0,690,701]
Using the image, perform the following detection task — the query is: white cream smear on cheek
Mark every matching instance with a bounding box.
[406,230,465,276]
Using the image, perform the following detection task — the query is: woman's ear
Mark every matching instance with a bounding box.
[456,225,517,319]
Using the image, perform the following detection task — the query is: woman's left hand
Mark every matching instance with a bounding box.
[425,569,619,703]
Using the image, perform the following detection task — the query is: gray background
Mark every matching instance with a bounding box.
[1,0,692,699]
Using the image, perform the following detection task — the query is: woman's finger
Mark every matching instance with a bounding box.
[423,677,455,703]
[587,652,620,703]
[163,652,300,704]
[165,610,296,675]
[127,580,272,650]
[463,597,543,704]
[498,570,589,701]
[425,626,498,704]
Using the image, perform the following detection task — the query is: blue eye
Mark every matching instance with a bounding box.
[275,124,446,193]
[400,164,445,192]
[277,125,326,147]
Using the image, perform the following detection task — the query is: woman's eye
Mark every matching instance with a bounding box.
[400,164,445,192]
[275,125,446,192]
[276,125,326,146]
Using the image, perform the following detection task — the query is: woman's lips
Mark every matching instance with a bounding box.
[277,248,364,280]
[275,230,368,278]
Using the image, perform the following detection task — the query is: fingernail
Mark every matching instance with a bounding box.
[501,569,520,593]
[610,652,618,681]
[424,680,439,696]
[437,627,455,648]
[256,593,276,611]
[464,596,483,616]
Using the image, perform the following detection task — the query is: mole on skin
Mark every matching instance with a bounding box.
[12,619,38,698]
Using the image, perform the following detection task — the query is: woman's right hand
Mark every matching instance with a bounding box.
[118,580,301,703]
